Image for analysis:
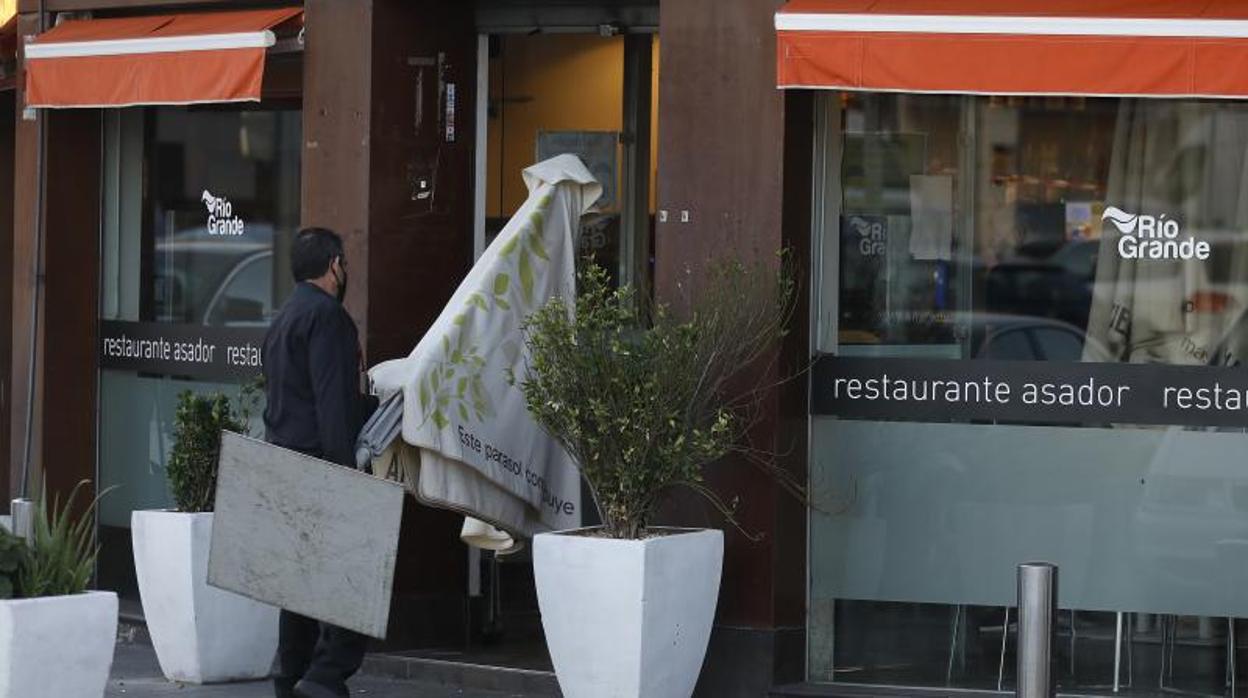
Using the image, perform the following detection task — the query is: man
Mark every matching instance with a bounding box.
[263,227,377,698]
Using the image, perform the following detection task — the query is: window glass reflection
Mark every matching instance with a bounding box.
[147,108,301,326]
[828,94,1248,369]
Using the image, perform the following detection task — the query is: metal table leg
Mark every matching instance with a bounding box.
[999,606,1011,692]
[1115,612,1124,693]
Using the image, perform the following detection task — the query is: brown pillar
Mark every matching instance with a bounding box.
[10,10,101,507]
[302,0,477,647]
[301,0,372,342]
[655,0,812,694]
[40,108,100,501]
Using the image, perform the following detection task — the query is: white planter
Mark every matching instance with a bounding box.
[132,510,279,683]
[0,590,118,698]
[534,527,724,698]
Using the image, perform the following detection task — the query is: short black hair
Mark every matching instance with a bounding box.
[291,227,344,282]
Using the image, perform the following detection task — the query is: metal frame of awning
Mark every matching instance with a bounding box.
[775,12,1248,38]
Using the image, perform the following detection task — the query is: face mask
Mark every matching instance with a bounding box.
[333,259,348,303]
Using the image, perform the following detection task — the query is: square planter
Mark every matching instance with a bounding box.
[534,527,723,698]
[133,510,279,683]
[0,590,118,698]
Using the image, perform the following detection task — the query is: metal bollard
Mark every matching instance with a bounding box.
[1017,562,1058,698]
[10,499,34,545]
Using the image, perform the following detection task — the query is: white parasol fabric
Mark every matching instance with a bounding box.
[366,155,600,550]
[1085,100,1248,368]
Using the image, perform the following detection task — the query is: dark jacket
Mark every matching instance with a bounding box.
[262,282,374,467]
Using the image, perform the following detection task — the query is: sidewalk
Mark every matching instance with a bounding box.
[107,641,536,698]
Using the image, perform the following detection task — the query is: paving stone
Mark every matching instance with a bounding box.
[107,642,538,698]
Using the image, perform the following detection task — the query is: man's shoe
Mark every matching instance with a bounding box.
[292,679,348,698]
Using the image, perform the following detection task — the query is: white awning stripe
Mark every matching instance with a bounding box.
[25,30,275,60]
[775,13,1248,39]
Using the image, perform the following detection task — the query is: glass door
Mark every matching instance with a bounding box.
[454,25,659,670]
[479,31,657,290]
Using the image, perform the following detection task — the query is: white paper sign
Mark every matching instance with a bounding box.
[908,175,954,261]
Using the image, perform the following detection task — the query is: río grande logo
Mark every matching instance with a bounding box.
[1102,207,1209,260]
[201,190,246,236]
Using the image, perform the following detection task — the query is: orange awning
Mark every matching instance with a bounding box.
[25,7,301,108]
[776,1,1248,98]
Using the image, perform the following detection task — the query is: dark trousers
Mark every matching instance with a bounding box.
[273,610,369,697]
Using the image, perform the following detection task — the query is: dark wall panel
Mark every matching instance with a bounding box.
[302,0,373,343]
[656,0,787,288]
[655,0,790,626]
[655,0,812,689]
[0,91,15,503]
[40,109,101,502]
[364,0,476,646]
[303,0,476,647]
[776,89,813,634]
[366,0,475,365]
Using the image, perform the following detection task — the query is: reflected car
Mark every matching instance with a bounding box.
[971,313,1104,362]
[152,225,277,326]
[967,312,1113,363]
[202,250,275,326]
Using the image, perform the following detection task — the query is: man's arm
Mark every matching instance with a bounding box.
[307,308,359,466]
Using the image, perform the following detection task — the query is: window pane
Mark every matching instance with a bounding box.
[98,106,300,601]
[810,94,1248,695]
[835,93,966,351]
[148,108,300,325]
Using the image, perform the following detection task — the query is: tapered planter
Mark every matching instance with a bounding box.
[0,590,118,697]
[534,527,724,698]
[132,510,279,683]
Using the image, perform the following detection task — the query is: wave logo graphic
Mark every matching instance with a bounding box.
[1101,207,1139,235]
[1104,206,1210,261]
[201,189,245,236]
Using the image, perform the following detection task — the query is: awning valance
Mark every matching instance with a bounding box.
[25,7,301,108]
[776,1,1248,98]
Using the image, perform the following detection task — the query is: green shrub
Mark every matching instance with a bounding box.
[167,384,258,513]
[18,481,108,598]
[0,527,28,599]
[520,257,797,539]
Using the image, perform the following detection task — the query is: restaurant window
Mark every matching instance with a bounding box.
[810,93,1248,693]
[97,105,301,595]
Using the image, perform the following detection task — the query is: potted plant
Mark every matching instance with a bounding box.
[131,385,280,683]
[0,482,117,698]
[520,259,797,698]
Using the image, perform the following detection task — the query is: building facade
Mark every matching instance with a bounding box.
[0,0,804,694]
[5,0,1246,696]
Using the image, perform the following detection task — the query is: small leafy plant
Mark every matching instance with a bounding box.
[18,481,110,598]
[0,527,27,599]
[167,382,259,513]
[520,256,798,539]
